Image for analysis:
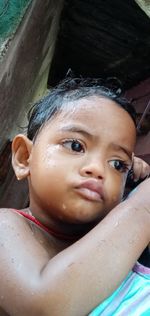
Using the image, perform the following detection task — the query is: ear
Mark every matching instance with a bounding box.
[12,135,33,180]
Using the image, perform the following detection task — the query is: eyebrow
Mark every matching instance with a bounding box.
[59,124,93,139]
[110,143,133,161]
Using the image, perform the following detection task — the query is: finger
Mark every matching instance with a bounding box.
[133,157,150,181]
[140,163,150,179]
[133,160,142,181]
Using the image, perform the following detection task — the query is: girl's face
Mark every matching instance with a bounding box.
[28,96,136,231]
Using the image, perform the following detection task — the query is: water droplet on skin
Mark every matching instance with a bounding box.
[1,295,4,300]
[129,239,134,244]
[17,263,22,271]
[114,221,119,227]
[62,204,66,210]
[42,144,61,168]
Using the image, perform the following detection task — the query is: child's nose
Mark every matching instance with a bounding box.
[80,159,105,180]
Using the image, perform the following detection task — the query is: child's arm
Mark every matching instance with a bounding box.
[0,179,150,316]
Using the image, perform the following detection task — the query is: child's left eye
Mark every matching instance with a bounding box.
[109,160,130,173]
[62,139,85,153]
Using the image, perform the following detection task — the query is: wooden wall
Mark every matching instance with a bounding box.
[0,0,63,208]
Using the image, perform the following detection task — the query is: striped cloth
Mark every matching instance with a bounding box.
[89,262,150,316]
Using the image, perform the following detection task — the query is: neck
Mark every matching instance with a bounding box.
[24,208,93,241]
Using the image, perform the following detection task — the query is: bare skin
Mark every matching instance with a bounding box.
[0,97,150,316]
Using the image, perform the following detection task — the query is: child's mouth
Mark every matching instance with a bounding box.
[75,179,104,202]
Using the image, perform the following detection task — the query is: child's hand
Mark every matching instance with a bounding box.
[132,156,150,182]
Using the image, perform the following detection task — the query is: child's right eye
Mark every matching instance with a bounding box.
[109,160,130,173]
[62,139,85,153]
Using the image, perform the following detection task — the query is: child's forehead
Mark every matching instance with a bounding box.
[38,95,132,133]
[58,95,120,119]
[42,96,136,139]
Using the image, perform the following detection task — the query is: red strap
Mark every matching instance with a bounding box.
[13,209,80,241]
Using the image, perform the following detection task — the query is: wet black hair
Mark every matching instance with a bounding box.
[27,77,137,140]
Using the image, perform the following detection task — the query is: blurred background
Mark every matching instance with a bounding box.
[0,0,150,208]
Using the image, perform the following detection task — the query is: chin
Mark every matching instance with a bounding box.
[73,211,105,225]
[58,201,107,225]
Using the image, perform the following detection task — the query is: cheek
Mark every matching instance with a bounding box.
[106,174,126,206]
[43,144,74,170]
[42,145,61,168]
[32,146,62,173]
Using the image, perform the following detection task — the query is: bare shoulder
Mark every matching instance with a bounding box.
[0,207,51,282]
[0,208,25,237]
[0,208,33,240]
[0,208,51,315]
[0,207,51,259]
[0,207,22,221]
[0,207,23,222]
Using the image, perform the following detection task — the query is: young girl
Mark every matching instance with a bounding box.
[0,78,149,316]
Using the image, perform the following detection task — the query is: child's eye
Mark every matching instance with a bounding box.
[62,139,85,153]
[109,160,130,173]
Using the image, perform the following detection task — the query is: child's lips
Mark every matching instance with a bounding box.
[75,179,105,202]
